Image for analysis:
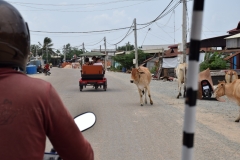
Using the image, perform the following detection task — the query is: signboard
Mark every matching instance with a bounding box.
[133,59,136,64]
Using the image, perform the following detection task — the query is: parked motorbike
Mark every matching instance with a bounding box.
[201,79,213,99]
[58,63,62,68]
[43,112,96,160]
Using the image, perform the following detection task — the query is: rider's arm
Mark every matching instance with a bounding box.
[44,84,94,160]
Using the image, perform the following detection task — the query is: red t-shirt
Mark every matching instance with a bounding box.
[0,68,94,160]
[44,64,50,70]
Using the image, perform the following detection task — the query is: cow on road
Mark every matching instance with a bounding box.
[215,79,240,122]
[130,66,153,106]
[175,63,187,99]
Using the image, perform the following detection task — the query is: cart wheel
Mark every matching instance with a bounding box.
[79,86,83,92]
[206,92,212,99]
[103,85,107,91]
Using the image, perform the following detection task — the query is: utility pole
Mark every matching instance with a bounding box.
[63,45,66,62]
[82,42,84,53]
[182,0,187,63]
[114,44,117,68]
[46,45,48,63]
[174,9,175,44]
[104,37,107,70]
[35,45,37,57]
[100,45,101,53]
[134,18,138,68]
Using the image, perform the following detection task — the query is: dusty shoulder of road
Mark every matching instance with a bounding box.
[150,80,240,144]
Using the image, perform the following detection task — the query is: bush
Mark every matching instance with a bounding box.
[150,66,158,74]
[200,52,227,71]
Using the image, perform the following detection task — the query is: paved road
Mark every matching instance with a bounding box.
[30,67,240,160]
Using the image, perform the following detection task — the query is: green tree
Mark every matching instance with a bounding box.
[117,42,134,51]
[113,49,150,69]
[38,37,55,63]
[62,43,83,60]
[200,52,227,71]
[30,44,41,57]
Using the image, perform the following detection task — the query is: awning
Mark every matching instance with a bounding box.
[224,33,240,39]
[115,51,125,55]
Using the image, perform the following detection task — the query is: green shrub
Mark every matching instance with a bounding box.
[150,66,158,74]
[200,52,227,71]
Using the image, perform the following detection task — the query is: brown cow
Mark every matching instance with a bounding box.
[215,79,240,122]
[225,70,238,83]
[130,66,153,106]
[175,63,187,99]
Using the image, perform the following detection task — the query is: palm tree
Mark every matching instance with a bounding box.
[39,37,54,63]
[43,37,53,49]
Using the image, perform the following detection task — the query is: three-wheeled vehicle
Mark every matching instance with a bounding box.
[79,52,107,91]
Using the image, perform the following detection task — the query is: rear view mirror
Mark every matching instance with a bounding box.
[74,112,96,132]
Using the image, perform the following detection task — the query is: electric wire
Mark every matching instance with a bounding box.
[136,0,181,30]
[30,26,132,34]
[141,28,151,46]
[29,0,181,35]
[8,0,157,6]
[15,2,146,12]
[26,0,188,49]
[106,21,134,45]
[137,0,175,25]
[84,38,104,46]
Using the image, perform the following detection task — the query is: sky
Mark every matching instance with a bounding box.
[6,0,240,53]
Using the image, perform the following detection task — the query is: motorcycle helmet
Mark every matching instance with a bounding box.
[0,1,30,71]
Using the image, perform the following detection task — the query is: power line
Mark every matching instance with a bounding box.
[141,28,151,46]
[106,22,134,45]
[85,38,104,46]
[137,0,176,25]
[30,26,132,34]
[8,0,157,6]
[9,0,155,12]
[28,0,186,49]
[136,0,181,30]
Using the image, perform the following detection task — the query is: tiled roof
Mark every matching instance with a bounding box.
[227,21,240,34]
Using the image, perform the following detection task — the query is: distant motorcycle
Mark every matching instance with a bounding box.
[43,68,51,76]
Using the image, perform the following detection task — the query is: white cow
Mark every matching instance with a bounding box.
[130,66,153,106]
[175,63,187,99]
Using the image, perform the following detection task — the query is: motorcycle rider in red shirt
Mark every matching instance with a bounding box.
[0,1,94,159]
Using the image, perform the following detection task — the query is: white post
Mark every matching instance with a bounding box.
[182,0,187,63]
[104,37,107,70]
[181,1,205,160]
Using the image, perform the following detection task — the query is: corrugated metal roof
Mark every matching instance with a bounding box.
[141,44,173,50]
[225,33,240,39]
[143,49,164,53]
[91,49,116,52]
